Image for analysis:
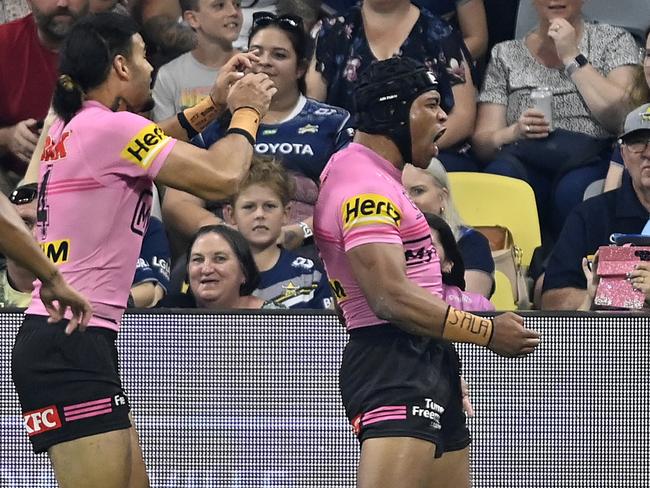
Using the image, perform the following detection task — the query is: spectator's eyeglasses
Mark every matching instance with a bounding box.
[622,138,650,154]
[10,184,38,205]
[251,11,303,33]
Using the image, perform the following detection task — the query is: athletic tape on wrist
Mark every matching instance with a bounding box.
[442,306,494,347]
[183,96,224,133]
[226,106,260,147]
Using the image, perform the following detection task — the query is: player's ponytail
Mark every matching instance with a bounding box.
[52,12,139,123]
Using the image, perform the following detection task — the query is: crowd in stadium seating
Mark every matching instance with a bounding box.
[2,0,650,312]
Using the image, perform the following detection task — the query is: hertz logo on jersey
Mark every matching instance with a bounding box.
[40,239,71,265]
[341,194,401,230]
[120,123,171,169]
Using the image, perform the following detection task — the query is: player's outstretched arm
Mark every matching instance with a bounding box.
[157,51,266,141]
[156,71,276,201]
[0,194,91,333]
[347,242,541,357]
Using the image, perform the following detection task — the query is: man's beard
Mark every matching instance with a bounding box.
[139,95,156,114]
[32,5,90,42]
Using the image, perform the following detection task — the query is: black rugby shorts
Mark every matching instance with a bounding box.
[12,315,132,454]
[340,324,470,458]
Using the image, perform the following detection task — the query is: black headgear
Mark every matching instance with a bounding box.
[354,57,439,164]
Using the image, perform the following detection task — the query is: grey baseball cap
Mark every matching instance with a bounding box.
[621,103,650,139]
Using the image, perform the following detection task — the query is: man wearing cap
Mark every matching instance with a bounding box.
[313,57,540,487]
[542,103,650,310]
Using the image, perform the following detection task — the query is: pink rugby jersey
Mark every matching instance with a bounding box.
[26,101,176,331]
[314,143,444,331]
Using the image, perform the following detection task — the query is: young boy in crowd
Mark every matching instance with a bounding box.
[226,157,332,309]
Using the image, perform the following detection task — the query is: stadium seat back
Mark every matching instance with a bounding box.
[447,172,541,269]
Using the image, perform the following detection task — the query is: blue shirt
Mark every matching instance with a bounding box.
[254,248,333,309]
[543,173,649,292]
[195,96,351,181]
[458,226,495,275]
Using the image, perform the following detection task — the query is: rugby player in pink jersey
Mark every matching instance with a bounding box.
[11,12,275,488]
[313,57,541,488]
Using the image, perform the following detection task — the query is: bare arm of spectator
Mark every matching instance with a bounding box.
[24,108,57,184]
[305,55,328,102]
[0,119,40,164]
[603,161,624,192]
[549,18,635,133]
[162,188,222,242]
[472,103,550,161]
[465,269,493,298]
[456,0,488,60]
[436,59,476,149]
[541,287,587,310]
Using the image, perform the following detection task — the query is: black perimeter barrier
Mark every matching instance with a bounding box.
[1,309,648,487]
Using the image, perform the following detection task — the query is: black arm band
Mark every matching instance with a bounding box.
[177,110,198,139]
[226,127,256,147]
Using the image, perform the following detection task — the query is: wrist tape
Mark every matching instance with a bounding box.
[226,106,261,146]
[182,96,223,134]
[442,306,494,347]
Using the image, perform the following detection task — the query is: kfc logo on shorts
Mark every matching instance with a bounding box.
[23,406,62,436]
[351,414,362,435]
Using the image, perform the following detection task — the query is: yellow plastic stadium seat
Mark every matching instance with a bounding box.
[491,270,517,311]
[447,172,541,268]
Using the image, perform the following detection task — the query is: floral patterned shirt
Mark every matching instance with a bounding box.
[314,4,469,115]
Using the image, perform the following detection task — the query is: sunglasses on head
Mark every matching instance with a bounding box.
[251,11,303,32]
[10,184,38,205]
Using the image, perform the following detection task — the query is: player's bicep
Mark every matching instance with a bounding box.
[347,242,408,309]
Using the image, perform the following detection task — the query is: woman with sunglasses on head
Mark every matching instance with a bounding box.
[163,12,352,253]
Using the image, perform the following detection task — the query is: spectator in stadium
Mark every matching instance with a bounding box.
[224,157,333,309]
[306,0,478,172]
[425,212,494,312]
[163,11,350,251]
[0,0,90,195]
[161,225,285,309]
[0,183,38,308]
[542,103,650,310]
[316,0,487,60]
[603,27,650,192]
[11,13,275,487]
[152,0,243,122]
[472,0,639,242]
[0,187,90,327]
[402,160,494,298]
[129,0,197,71]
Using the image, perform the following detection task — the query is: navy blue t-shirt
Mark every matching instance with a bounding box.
[543,173,649,292]
[195,96,351,181]
[254,248,333,309]
[458,225,495,275]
